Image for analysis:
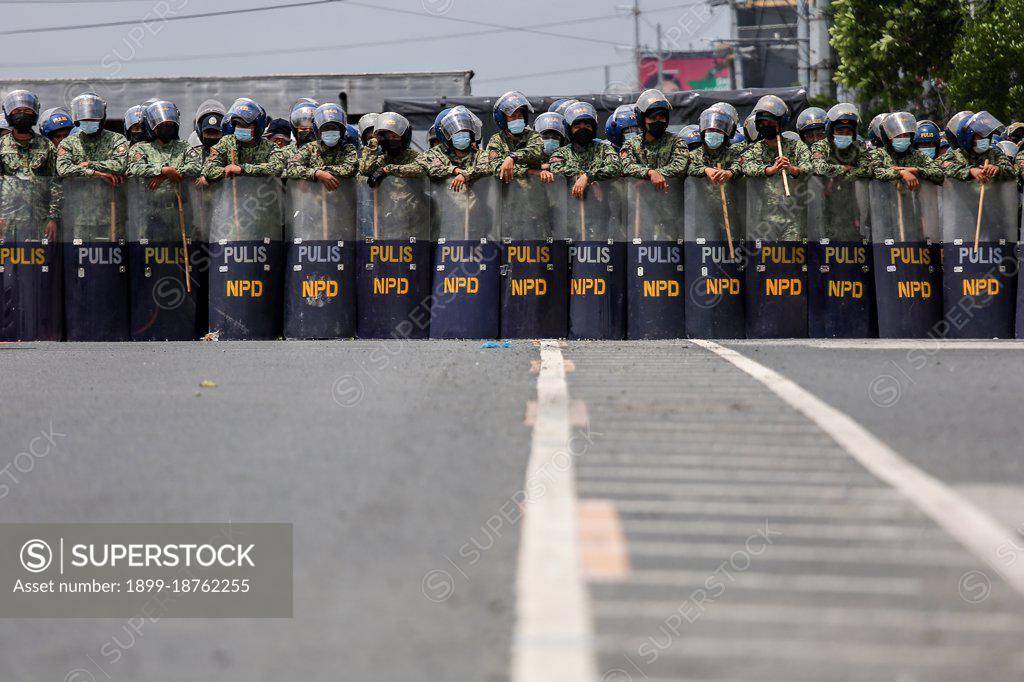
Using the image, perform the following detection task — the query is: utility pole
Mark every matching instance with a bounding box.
[807,0,833,98]
[729,0,744,90]
[797,0,810,91]
[633,0,642,90]
[656,22,664,90]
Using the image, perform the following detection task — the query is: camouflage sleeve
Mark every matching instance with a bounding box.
[1014,150,1024,181]
[687,148,707,178]
[941,150,973,181]
[87,136,129,175]
[589,143,622,181]
[514,131,544,169]
[809,140,842,177]
[619,141,649,179]
[791,140,813,176]
[179,146,203,179]
[869,148,901,182]
[421,148,456,179]
[55,139,89,177]
[654,136,689,177]
[324,144,359,179]
[384,151,428,179]
[548,149,581,177]
[462,147,490,182]
[127,144,160,177]
[359,139,383,177]
[988,150,1015,181]
[283,146,316,180]
[241,145,284,177]
[46,147,61,221]
[738,145,769,178]
[202,138,229,180]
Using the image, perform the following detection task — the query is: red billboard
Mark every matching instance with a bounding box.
[639,51,731,92]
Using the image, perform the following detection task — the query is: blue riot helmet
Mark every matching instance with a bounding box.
[345,123,362,150]
[290,98,319,144]
[825,103,859,139]
[439,106,479,152]
[227,97,267,138]
[144,100,180,142]
[681,124,702,150]
[548,98,572,113]
[913,119,941,158]
[493,90,533,133]
[605,104,639,149]
[795,106,826,144]
[731,129,745,145]
[944,110,973,150]
[958,110,1003,152]
[39,107,74,143]
[431,107,453,147]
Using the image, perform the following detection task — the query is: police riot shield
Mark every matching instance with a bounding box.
[1019,194,1024,339]
[283,179,358,339]
[941,179,1018,338]
[125,178,198,341]
[497,177,569,339]
[206,176,285,340]
[429,178,499,339]
[356,177,432,339]
[568,178,626,340]
[869,181,942,338]
[186,181,214,338]
[805,177,875,338]
[683,177,745,339]
[626,177,685,339]
[744,175,808,338]
[61,177,130,341]
[0,177,62,341]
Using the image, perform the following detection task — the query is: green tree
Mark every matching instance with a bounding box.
[830,0,964,116]
[947,0,1024,123]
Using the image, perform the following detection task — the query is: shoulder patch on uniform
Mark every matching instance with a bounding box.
[209,148,219,160]
[489,150,499,159]
[134,151,143,161]
[57,146,67,156]
[115,143,127,155]
[290,154,301,163]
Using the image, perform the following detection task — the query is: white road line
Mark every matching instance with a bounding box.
[621,519,946,543]
[693,339,1024,599]
[614,499,911,519]
[576,481,899,501]
[577,465,876,485]
[582,453,855,468]
[627,541,974,566]
[625,569,924,595]
[511,340,597,682]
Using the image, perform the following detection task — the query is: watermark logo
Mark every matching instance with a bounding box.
[20,539,52,573]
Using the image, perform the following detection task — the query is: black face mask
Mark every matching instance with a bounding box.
[647,120,669,138]
[756,123,779,140]
[382,138,403,155]
[155,125,178,143]
[129,131,147,144]
[296,130,314,144]
[9,112,37,134]
[572,128,596,145]
[201,135,220,149]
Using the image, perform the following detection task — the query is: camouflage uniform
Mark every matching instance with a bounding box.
[869,148,945,184]
[687,144,743,177]
[417,145,488,181]
[482,129,544,178]
[358,138,426,178]
[809,139,873,178]
[620,134,689,178]
[549,141,621,180]
[0,134,60,238]
[945,147,1015,182]
[202,134,285,180]
[738,137,812,242]
[283,141,359,180]
[55,129,129,177]
[127,140,203,179]
[126,140,204,240]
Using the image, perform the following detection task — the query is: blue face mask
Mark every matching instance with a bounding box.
[507,119,526,135]
[623,131,638,143]
[235,127,253,143]
[919,146,937,158]
[974,138,991,154]
[891,137,912,153]
[704,131,725,149]
[321,130,342,147]
[79,121,101,135]
[452,131,472,151]
[543,138,561,156]
[834,134,854,150]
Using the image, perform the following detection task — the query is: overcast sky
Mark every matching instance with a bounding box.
[0,0,729,96]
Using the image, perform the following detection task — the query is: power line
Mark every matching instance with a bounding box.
[475,61,633,84]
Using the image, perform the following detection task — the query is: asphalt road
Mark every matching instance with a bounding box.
[1,338,1022,681]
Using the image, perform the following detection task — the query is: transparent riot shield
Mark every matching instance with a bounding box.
[625,177,686,339]
[283,179,358,339]
[0,177,62,341]
[497,176,569,339]
[805,176,875,338]
[684,177,745,339]
[185,180,215,337]
[941,179,1018,338]
[355,177,432,339]
[869,181,943,338]
[429,178,499,339]
[61,176,130,341]
[568,178,626,340]
[206,176,285,340]
[124,178,198,341]
[744,175,808,338]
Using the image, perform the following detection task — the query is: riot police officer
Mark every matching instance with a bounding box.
[203,98,285,180]
[913,120,942,160]
[39,107,74,147]
[360,112,425,183]
[549,101,621,198]
[621,88,689,189]
[357,113,378,147]
[947,111,1015,181]
[126,101,202,187]
[485,91,543,182]
[284,103,359,188]
[534,111,567,180]
[57,92,128,186]
[869,112,944,189]
[737,94,811,181]
[0,90,59,242]
[604,104,640,152]
[680,124,702,151]
[424,106,487,191]
[796,107,827,146]
[289,98,319,151]
[688,106,741,183]
[809,103,872,178]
